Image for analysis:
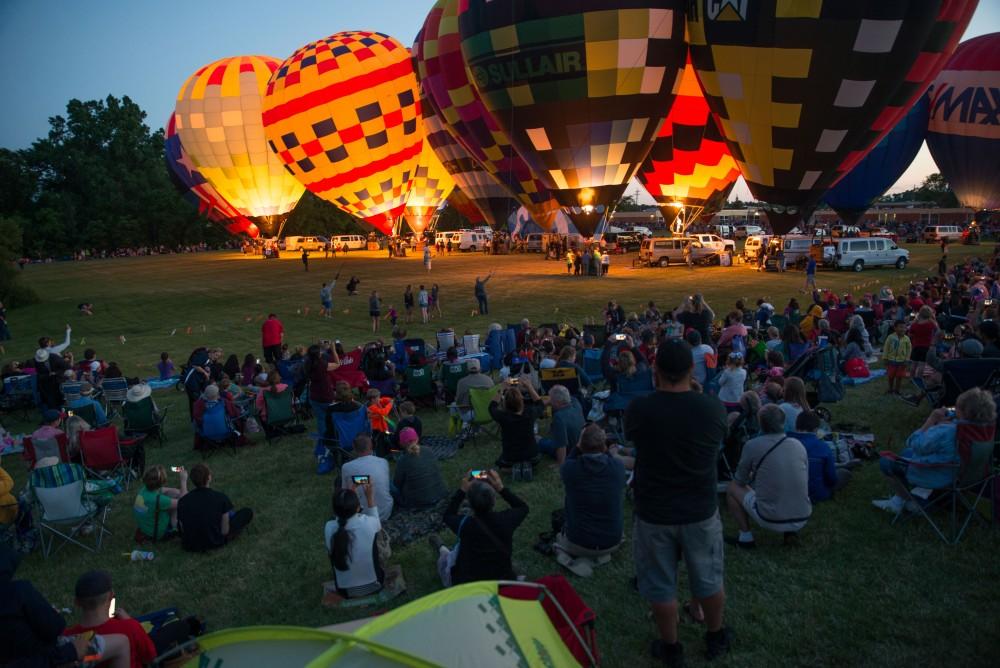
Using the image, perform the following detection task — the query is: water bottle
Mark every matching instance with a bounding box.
[126,550,154,561]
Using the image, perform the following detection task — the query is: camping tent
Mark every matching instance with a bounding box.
[174,581,593,667]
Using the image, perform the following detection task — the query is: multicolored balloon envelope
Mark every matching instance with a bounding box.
[164,114,260,238]
[262,32,423,235]
[927,32,1000,211]
[173,55,304,237]
[637,54,740,230]
[687,2,965,235]
[403,110,457,234]
[458,0,688,236]
[447,189,486,225]
[421,92,519,229]
[414,0,561,231]
[824,94,930,225]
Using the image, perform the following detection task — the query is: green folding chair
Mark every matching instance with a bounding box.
[404,364,435,407]
[262,389,297,443]
[464,386,500,445]
[441,362,469,402]
[123,397,168,446]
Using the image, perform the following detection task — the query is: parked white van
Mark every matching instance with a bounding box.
[455,229,491,251]
[922,225,963,243]
[743,235,771,263]
[283,236,327,251]
[330,234,367,251]
[833,237,909,272]
[525,233,545,252]
[764,235,823,270]
[639,237,715,267]
[435,231,461,247]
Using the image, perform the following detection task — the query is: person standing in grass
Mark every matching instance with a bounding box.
[369,291,382,333]
[423,244,432,273]
[418,285,429,324]
[320,275,338,319]
[301,248,309,272]
[883,320,911,395]
[261,314,284,365]
[805,255,817,293]
[403,285,415,323]
[474,270,494,315]
[625,340,733,665]
[431,283,442,319]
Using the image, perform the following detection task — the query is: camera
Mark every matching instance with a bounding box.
[469,469,489,480]
[612,333,627,342]
[509,378,519,385]
[170,466,183,473]
[351,475,370,485]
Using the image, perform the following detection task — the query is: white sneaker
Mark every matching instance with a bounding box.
[872,498,903,513]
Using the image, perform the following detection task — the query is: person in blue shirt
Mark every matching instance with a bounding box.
[873,387,996,515]
[67,382,107,425]
[789,411,849,503]
[538,385,585,465]
[805,255,817,292]
[556,424,626,575]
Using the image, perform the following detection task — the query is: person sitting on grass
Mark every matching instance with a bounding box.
[341,435,392,521]
[177,463,253,552]
[392,427,447,510]
[873,387,996,515]
[489,377,544,474]
[133,465,188,541]
[325,484,384,599]
[789,411,850,503]
[254,371,289,423]
[391,401,422,450]
[555,424,626,576]
[329,380,362,414]
[0,546,132,668]
[726,404,811,548]
[778,377,810,433]
[65,570,157,668]
[430,470,528,587]
[537,385,584,466]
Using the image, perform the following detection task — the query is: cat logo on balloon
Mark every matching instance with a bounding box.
[706,0,748,21]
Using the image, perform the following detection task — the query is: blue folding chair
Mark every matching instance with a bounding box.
[486,329,504,371]
[195,400,238,457]
[316,406,369,476]
[582,349,603,382]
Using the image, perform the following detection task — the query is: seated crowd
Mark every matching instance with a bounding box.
[4,248,1000,668]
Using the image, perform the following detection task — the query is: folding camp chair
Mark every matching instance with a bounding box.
[938,359,1000,408]
[194,400,239,457]
[581,349,603,384]
[826,308,850,334]
[316,406,368,476]
[603,371,655,442]
[261,388,298,443]
[886,422,997,544]
[404,364,435,407]
[486,329,505,371]
[441,362,469,403]
[123,397,168,446]
[499,575,599,667]
[101,377,129,420]
[79,426,141,488]
[462,386,500,445]
[540,366,581,396]
[22,433,71,468]
[30,462,110,557]
[1,374,38,420]
[67,402,107,428]
[60,381,84,404]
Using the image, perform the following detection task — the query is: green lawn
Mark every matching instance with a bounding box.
[3,243,998,667]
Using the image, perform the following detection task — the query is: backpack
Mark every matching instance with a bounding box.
[817,373,845,403]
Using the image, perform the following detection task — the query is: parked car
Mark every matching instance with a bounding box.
[923,225,963,244]
[689,233,736,254]
[831,225,861,238]
[330,234,367,250]
[868,227,899,243]
[639,237,716,267]
[763,235,824,270]
[604,232,642,253]
[831,237,909,272]
[283,236,329,252]
[743,235,772,263]
[734,225,763,239]
[525,233,545,252]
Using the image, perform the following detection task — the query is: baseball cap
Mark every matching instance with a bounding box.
[959,338,983,358]
[399,427,419,446]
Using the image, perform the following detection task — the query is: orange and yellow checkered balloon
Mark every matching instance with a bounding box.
[173,56,305,229]
[262,32,424,235]
[404,126,456,234]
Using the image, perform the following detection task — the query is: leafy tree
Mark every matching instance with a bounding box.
[879,173,958,208]
[0,214,38,305]
[283,191,367,237]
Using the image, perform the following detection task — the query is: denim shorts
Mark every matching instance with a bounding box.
[633,512,724,603]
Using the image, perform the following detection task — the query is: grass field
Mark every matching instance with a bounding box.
[3,243,999,667]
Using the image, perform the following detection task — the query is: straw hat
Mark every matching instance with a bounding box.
[126,383,151,402]
[34,348,50,364]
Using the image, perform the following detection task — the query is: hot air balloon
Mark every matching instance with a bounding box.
[457,1,688,237]
[686,1,975,235]
[164,114,260,238]
[637,54,741,233]
[173,56,304,237]
[414,0,561,231]
[927,32,1000,212]
[824,94,930,226]
[421,93,519,229]
[402,113,457,235]
[447,189,486,225]
[262,31,423,236]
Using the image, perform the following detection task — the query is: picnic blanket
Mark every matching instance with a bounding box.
[383,497,448,547]
[842,368,887,385]
[421,434,460,461]
[145,377,179,390]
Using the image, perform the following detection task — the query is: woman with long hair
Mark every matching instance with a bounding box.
[304,344,341,438]
[324,485,383,598]
[778,377,810,433]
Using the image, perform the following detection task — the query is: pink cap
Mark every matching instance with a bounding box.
[399,427,419,446]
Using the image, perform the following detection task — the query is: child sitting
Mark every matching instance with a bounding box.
[157,352,175,381]
[764,326,782,352]
[366,388,394,436]
[391,401,422,450]
[717,352,747,410]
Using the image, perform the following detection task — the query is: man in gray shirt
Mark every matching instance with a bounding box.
[726,404,811,548]
[454,358,494,424]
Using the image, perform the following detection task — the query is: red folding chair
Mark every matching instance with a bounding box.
[22,434,71,468]
[826,308,851,334]
[79,427,138,488]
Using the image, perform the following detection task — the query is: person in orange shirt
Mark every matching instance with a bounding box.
[366,388,394,435]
